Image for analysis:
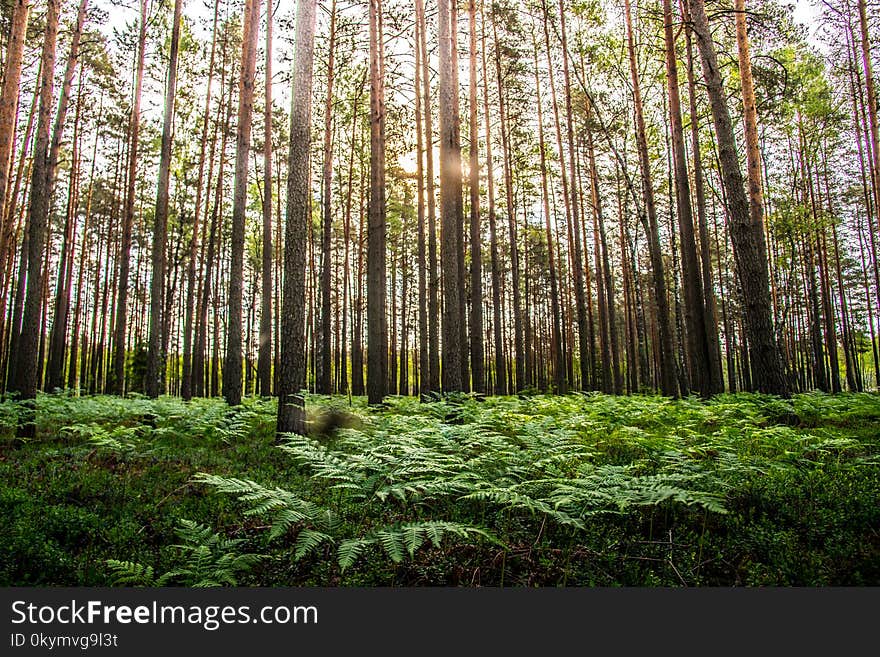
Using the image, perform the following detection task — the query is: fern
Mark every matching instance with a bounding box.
[105,520,262,587]
[105,560,157,587]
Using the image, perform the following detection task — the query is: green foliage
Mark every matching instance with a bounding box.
[2,392,878,586]
[106,519,263,587]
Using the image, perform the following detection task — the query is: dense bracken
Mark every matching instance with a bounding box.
[2,392,878,586]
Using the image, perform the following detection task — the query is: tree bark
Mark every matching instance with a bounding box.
[11,0,59,435]
[146,0,183,398]
[319,0,338,395]
[112,0,149,396]
[467,0,484,393]
[258,0,274,397]
[624,0,678,397]
[366,0,388,404]
[277,0,317,434]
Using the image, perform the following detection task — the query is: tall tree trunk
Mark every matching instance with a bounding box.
[414,10,429,397]
[146,0,183,398]
[555,0,594,393]
[492,11,524,391]
[277,0,316,432]
[11,0,59,435]
[481,1,505,395]
[531,24,565,394]
[257,0,274,397]
[438,0,464,392]
[0,0,30,285]
[416,0,440,393]
[689,0,789,396]
[682,0,724,393]
[182,0,220,401]
[112,0,149,396]
[224,0,262,406]
[366,0,388,405]
[319,0,338,395]
[467,0,484,393]
[663,0,712,396]
[624,0,678,396]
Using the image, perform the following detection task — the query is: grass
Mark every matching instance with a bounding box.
[1,390,878,586]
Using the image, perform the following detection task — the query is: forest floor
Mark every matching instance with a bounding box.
[1,391,878,586]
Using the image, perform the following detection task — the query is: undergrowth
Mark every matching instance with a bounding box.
[2,391,878,586]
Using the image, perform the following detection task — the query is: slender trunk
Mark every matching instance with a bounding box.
[531,25,565,394]
[438,0,464,392]
[319,0,338,395]
[258,0,273,396]
[0,0,30,281]
[10,0,59,435]
[112,0,148,396]
[492,11,524,391]
[366,0,388,404]
[415,11,429,397]
[481,2,505,395]
[664,0,712,396]
[145,0,183,398]
[624,0,678,396]
[224,0,262,406]
[467,0,484,393]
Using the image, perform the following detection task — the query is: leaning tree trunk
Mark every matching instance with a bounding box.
[689,0,789,395]
[0,0,30,287]
[682,0,725,394]
[663,0,712,396]
[11,0,59,436]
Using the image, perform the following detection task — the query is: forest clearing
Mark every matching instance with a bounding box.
[2,391,878,586]
[2,0,880,589]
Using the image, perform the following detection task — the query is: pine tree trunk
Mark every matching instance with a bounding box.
[366,0,388,405]
[277,0,316,435]
[145,0,182,398]
[11,0,59,435]
[624,0,678,397]
[492,12,524,392]
[531,24,565,394]
[438,0,464,392]
[689,0,789,396]
[682,0,724,393]
[224,0,262,406]
[481,2,505,395]
[663,0,713,396]
[414,11,429,397]
[319,0,338,395]
[467,0,484,393]
[112,0,148,396]
[257,0,273,397]
[0,0,30,285]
